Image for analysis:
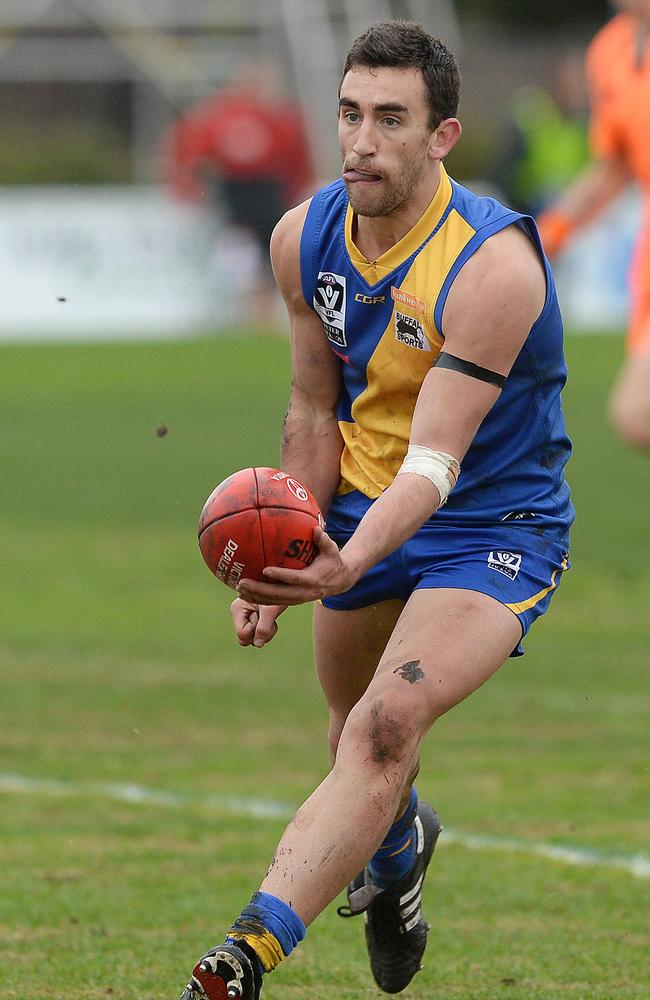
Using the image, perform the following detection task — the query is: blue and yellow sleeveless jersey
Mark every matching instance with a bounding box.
[299,165,573,533]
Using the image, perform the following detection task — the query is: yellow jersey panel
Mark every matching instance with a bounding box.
[339,202,476,496]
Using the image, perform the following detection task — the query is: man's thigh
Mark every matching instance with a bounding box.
[365,588,523,733]
[313,598,405,722]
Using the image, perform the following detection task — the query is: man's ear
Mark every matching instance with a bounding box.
[428,118,462,161]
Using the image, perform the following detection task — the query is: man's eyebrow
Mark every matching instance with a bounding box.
[338,97,410,115]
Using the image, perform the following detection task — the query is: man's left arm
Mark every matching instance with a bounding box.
[241,224,546,606]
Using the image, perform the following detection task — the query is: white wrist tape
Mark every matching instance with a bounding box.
[396,445,461,507]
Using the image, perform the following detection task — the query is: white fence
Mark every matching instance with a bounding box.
[0,185,641,341]
[0,187,218,340]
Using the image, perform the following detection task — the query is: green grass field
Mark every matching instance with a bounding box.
[1,332,648,1000]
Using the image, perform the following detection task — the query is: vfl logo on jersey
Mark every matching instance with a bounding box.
[395,311,430,351]
[315,271,347,347]
[487,551,522,580]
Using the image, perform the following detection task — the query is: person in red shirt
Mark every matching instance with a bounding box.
[538,0,650,450]
[162,61,315,324]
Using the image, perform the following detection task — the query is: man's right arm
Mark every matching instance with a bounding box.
[270,202,344,515]
[229,202,343,648]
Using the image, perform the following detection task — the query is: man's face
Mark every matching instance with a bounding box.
[338,65,436,217]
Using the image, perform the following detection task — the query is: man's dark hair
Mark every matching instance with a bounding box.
[341,20,461,130]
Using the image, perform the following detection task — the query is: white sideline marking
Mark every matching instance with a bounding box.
[440,829,650,880]
[2,772,648,880]
[0,772,290,820]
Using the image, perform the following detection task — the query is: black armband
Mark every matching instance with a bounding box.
[434,351,507,388]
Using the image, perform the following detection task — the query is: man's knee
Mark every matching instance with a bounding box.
[341,690,423,770]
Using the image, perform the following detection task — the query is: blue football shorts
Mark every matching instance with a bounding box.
[321,495,570,657]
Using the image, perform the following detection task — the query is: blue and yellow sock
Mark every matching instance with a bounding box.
[368,786,419,889]
[227,890,306,980]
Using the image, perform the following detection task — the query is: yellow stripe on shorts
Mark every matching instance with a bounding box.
[504,557,568,615]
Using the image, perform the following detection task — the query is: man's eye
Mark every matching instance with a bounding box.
[384,117,400,127]
[345,112,360,123]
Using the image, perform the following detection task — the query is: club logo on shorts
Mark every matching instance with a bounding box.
[395,311,430,351]
[315,272,347,347]
[487,551,522,580]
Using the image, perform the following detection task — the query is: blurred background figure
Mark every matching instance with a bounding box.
[160,60,314,327]
[1,1,614,343]
[538,0,650,450]
[492,49,590,215]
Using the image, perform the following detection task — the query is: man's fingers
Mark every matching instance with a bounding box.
[260,528,338,586]
[251,605,282,646]
[261,566,305,584]
[238,577,320,605]
[252,619,278,648]
[230,599,286,646]
[313,525,337,552]
[230,599,259,645]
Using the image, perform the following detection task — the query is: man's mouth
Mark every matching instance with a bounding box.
[343,167,382,183]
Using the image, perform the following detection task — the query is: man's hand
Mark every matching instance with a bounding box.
[237,526,357,606]
[230,599,287,647]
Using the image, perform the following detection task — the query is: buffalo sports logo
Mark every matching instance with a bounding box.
[394,311,430,351]
[487,551,522,580]
[314,272,347,347]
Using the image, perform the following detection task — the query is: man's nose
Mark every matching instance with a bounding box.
[352,119,378,158]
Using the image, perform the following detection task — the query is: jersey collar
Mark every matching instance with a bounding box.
[344,163,453,286]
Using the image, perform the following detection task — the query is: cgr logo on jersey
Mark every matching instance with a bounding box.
[315,271,347,347]
[394,311,430,351]
[487,551,522,580]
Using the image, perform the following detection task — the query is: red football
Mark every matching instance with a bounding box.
[198,467,324,589]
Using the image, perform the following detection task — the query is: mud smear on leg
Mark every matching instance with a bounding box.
[369,700,410,765]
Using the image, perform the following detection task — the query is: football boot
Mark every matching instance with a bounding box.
[179,941,262,1000]
[338,802,442,993]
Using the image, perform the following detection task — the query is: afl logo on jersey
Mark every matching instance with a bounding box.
[315,271,347,347]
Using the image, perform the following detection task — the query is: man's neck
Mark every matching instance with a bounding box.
[352,164,442,262]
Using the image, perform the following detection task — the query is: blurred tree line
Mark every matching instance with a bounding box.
[0,1,614,186]
[456,0,610,27]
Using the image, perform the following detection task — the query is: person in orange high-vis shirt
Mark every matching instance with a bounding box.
[538,0,650,450]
